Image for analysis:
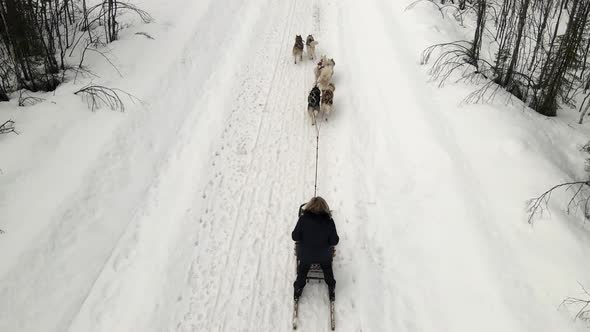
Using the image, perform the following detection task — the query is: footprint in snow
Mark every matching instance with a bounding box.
[236,145,248,155]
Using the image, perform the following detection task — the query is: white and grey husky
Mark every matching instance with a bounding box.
[306,35,318,60]
[315,55,335,90]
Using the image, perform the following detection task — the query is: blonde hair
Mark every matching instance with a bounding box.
[303,196,331,216]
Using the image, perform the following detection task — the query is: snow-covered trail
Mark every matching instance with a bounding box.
[170,0,330,330]
[71,0,330,331]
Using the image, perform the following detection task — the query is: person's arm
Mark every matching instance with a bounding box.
[298,203,306,217]
[292,217,303,242]
[328,218,339,246]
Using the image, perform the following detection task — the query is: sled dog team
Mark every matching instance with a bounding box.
[292,34,336,126]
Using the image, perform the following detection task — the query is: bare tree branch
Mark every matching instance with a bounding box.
[560,282,590,322]
[526,181,590,224]
[18,90,45,107]
[74,84,140,112]
[0,120,18,135]
[134,32,154,40]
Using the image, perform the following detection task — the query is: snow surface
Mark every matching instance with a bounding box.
[2,0,590,331]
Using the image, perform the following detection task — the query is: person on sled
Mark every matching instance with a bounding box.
[292,196,340,301]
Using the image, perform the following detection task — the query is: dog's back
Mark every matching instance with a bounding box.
[316,56,335,82]
[308,86,321,108]
[317,66,334,90]
[314,56,326,79]
[293,35,304,54]
[321,89,334,105]
[306,35,318,60]
[293,35,304,63]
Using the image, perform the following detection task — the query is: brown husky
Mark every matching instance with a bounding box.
[293,35,304,64]
[321,84,335,120]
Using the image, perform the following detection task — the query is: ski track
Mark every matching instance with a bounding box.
[67,0,311,331]
[173,0,329,331]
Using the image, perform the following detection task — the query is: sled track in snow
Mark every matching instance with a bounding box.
[173,0,327,330]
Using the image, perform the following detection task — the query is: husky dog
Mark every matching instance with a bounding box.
[314,56,327,80]
[306,35,318,60]
[316,57,335,91]
[307,85,321,125]
[293,35,304,64]
[321,84,335,120]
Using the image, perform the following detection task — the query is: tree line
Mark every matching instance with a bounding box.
[421,0,590,120]
[415,0,590,225]
[420,2,590,318]
[0,0,150,102]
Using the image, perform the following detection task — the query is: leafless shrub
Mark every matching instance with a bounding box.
[405,0,446,18]
[115,2,153,23]
[421,41,473,86]
[135,32,154,40]
[527,141,590,224]
[421,40,497,88]
[0,0,152,101]
[560,283,590,322]
[0,120,18,135]
[463,80,504,104]
[74,85,139,112]
[578,93,590,124]
[18,90,45,107]
[405,0,472,24]
[71,65,100,84]
[75,39,122,82]
[82,1,153,43]
[526,181,590,224]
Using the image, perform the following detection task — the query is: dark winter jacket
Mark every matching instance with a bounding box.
[292,211,339,263]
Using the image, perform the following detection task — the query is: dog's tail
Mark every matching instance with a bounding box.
[310,41,319,46]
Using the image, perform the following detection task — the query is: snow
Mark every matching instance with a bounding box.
[2,0,590,331]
